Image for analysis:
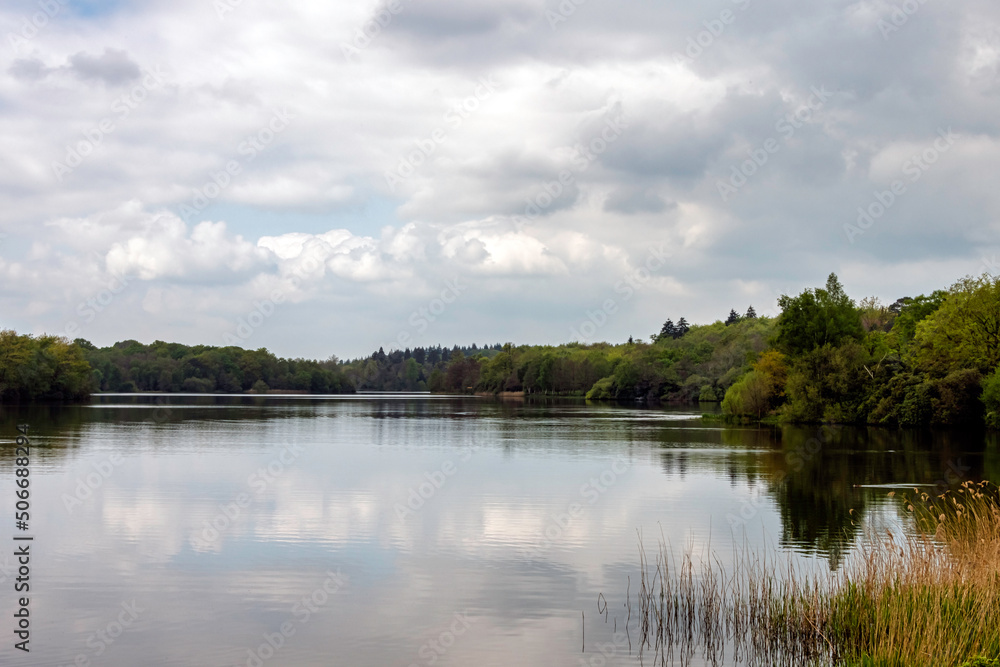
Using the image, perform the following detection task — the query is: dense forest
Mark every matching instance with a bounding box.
[341,343,505,391]
[0,335,353,400]
[80,340,354,394]
[0,330,92,402]
[2,271,999,428]
[403,273,1000,429]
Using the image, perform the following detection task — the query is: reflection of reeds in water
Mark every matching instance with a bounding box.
[622,481,1000,667]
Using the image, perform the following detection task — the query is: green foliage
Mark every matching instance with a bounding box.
[776,273,865,355]
[913,276,1000,375]
[982,368,1000,429]
[781,342,870,423]
[933,369,985,426]
[960,658,1000,667]
[585,376,616,400]
[17,271,985,426]
[721,370,771,418]
[0,330,93,402]
[656,318,776,400]
[889,290,947,346]
[698,384,720,402]
[721,350,788,418]
[406,317,776,402]
[612,357,639,395]
[82,340,353,394]
[342,344,501,392]
[427,368,445,392]
[858,296,895,333]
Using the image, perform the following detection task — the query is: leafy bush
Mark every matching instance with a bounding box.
[585,376,616,400]
[698,384,720,402]
[722,371,771,418]
[983,367,1000,429]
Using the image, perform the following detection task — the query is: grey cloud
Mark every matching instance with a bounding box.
[598,113,732,182]
[387,0,537,39]
[604,187,674,215]
[4,0,1000,358]
[400,149,583,222]
[68,48,142,85]
[8,58,51,81]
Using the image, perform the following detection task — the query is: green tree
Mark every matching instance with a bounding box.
[721,370,772,419]
[776,273,864,355]
[0,331,93,402]
[674,318,690,338]
[984,368,1000,429]
[659,319,675,340]
[912,275,1000,375]
[889,291,947,346]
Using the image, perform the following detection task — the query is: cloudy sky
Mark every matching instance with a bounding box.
[1,0,998,359]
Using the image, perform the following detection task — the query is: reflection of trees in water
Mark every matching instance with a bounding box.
[4,398,998,565]
[0,404,91,464]
[654,424,777,482]
[772,426,991,566]
[773,468,861,568]
[986,433,1000,484]
[657,423,995,567]
[0,396,296,466]
[771,427,866,568]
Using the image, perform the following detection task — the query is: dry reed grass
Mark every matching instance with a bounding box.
[626,481,1000,667]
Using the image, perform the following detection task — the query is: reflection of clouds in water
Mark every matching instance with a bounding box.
[15,398,900,666]
[102,494,187,559]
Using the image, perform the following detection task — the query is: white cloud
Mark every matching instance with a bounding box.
[0,0,996,356]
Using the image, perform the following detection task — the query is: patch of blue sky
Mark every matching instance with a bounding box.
[178,197,404,241]
[65,0,125,19]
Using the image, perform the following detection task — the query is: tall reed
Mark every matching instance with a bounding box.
[626,481,1000,667]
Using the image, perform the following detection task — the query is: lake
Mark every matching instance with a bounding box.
[0,394,995,666]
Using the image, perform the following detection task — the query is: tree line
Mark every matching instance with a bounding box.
[721,273,1000,428]
[3,271,999,428]
[0,331,92,402]
[81,339,354,394]
[416,272,1000,428]
[0,335,353,400]
[341,344,504,392]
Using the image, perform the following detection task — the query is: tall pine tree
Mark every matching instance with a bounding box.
[674,317,689,338]
[660,319,676,340]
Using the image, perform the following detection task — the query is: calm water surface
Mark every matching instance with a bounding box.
[0,395,996,666]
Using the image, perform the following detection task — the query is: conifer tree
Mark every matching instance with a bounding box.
[675,317,690,338]
[660,319,676,339]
